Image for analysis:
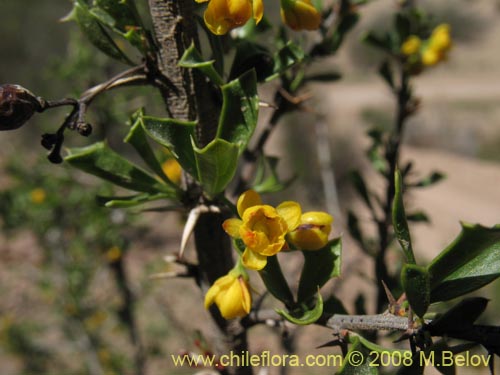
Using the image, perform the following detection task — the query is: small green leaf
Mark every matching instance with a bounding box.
[394,12,410,42]
[97,192,176,208]
[276,292,323,325]
[330,13,360,53]
[179,43,223,85]
[401,264,430,318]
[259,255,294,307]
[65,142,167,193]
[362,31,392,52]
[350,170,374,212]
[125,110,180,191]
[139,115,198,179]
[337,336,378,375]
[71,1,133,64]
[378,60,394,89]
[94,0,142,31]
[407,212,430,223]
[266,41,305,82]
[216,70,259,155]
[428,223,500,302]
[252,156,294,194]
[411,171,445,188]
[229,41,274,82]
[428,298,488,335]
[193,139,239,197]
[392,169,416,264]
[297,238,342,303]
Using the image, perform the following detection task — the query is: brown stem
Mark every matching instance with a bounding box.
[375,67,410,314]
[147,2,249,374]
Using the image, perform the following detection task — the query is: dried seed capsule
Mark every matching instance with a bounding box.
[0,84,43,130]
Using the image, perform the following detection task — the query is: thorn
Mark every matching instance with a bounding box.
[179,205,220,258]
[258,100,278,109]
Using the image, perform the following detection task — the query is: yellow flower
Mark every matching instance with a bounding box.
[223,190,301,270]
[204,273,252,319]
[161,158,182,185]
[422,24,452,66]
[288,211,333,250]
[30,188,46,204]
[280,0,321,31]
[429,24,452,52]
[401,35,422,56]
[196,0,263,35]
[105,246,122,263]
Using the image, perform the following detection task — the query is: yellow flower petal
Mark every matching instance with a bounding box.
[237,189,262,217]
[242,248,268,270]
[276,201,302,232]
[288,211,333,250]
[196,0,209,2]
[223,218,243,238]
[401,35,421,56]
[280,0,321,31]
[203,0,253,35]
[204,274,252,319]
[253,0,264,24]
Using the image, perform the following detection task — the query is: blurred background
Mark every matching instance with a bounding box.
[1,0,499,374]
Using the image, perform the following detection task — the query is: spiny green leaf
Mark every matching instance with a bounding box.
[139,115,198,179]
[65,142,167,193]
[276,293,323,325]
[97,192,177,208]
[216,70,259,155]
[428,223,500,302]
[193,139,239,197]
[259,255,294,307]
[179,43,223,85]
[125,110,180,191]
[297,238,342,303]
[266,41,305,82]
[401,264,430,318]
[70,1,133,64]
[337,336,378,375]
[392,169,416,264]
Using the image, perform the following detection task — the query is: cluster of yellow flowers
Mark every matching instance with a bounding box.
[195,0,321,35]
[205,190,333,319]
[401,24,452,67]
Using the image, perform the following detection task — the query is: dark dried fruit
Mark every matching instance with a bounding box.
[0,84,43,130]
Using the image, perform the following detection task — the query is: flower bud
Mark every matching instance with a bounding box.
[0,84,43,130]
[205,273,252,319]
[288,211,333,250]
[280,0,321,31]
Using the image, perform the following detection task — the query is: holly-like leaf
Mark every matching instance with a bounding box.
[266,41,305,82]
[259,255,295,307]
[139,115,198,179]
[179,43,223,85]
[297,238,342,303]
[216,70,259,155]
[337,336,378,375]
[392,169,416,264]
[125,110,180,190]
[276,292,323,325]
[66,1,133,64]
[229,41,273,82]
[428,223,500,302]
[65,142,167,193]
[193,139,239,197]
[97,192,176,208]
[401,264,430,318]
